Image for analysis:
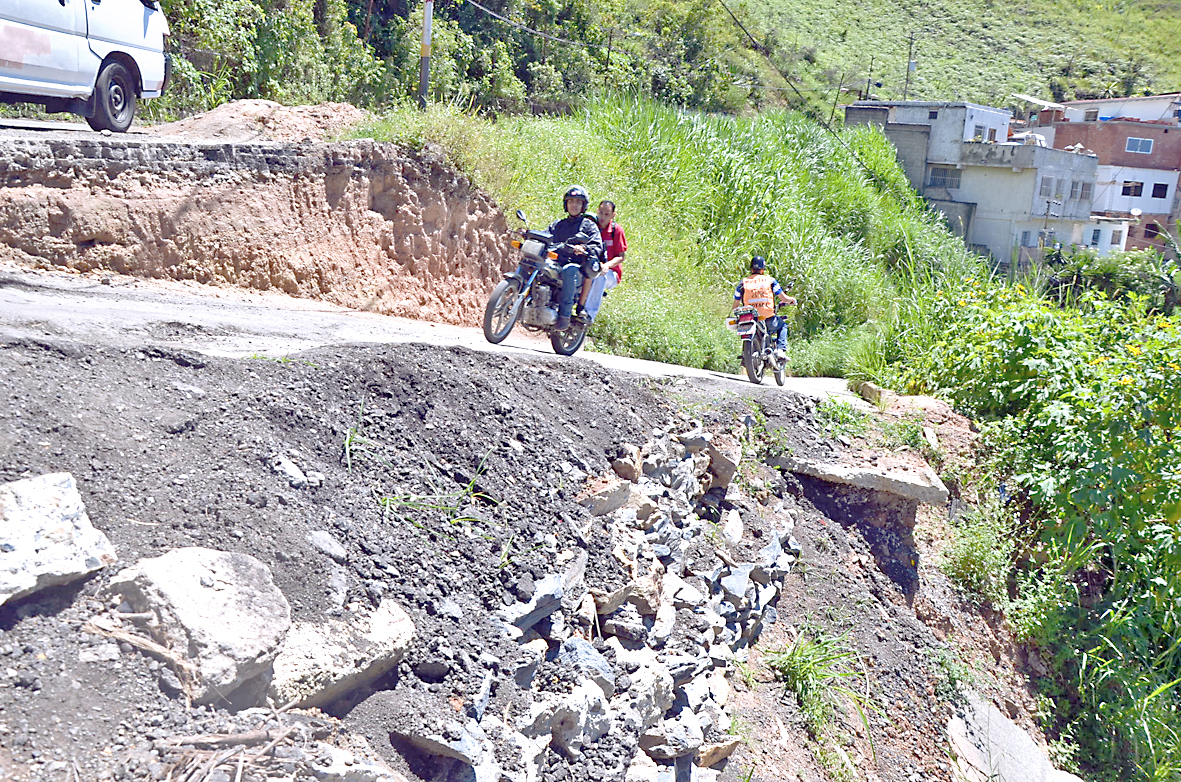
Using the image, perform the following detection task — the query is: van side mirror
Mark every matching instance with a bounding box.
[515,209,527,223]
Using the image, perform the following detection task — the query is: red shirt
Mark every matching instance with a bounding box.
[600,221,627,279]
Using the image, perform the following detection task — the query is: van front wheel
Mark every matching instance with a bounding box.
[87,61,137,133]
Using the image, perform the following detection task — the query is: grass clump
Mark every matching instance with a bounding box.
[765,630,874,750]
[939,492,1015,609]
[816,398,870,440]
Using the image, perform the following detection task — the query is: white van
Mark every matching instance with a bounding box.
[0,0,170,132]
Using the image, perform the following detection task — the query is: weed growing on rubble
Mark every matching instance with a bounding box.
[766,629,875,760]
[923,645,974,704]
[939,492,1015,610]
[815,399,869,441]
[246,353,318,368]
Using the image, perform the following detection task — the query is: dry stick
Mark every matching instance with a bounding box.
[164,730,289,749]
[250,725,297,760]
[234,755,245,782]
[82,617,199,687]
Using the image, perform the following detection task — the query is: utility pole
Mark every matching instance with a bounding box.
[864,56,874,100]
[604,29,614,87]
[417,0,434,110]
[902,32,915,100]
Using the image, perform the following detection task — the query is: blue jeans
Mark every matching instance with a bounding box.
[765,315,787,351]
[558,262,581,319]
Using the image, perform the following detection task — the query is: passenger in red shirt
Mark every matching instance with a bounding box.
[578,200,627,318]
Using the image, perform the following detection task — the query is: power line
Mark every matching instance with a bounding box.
[713,0,891,191]
[457,0,599,49]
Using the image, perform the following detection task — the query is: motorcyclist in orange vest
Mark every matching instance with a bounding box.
[733,255,796,360]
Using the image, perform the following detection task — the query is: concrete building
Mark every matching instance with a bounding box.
[846,100,1103,264]
[1032,95,1181,254]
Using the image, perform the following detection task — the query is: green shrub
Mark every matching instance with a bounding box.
[939,492,1015,609]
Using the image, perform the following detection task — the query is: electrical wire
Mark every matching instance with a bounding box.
[457,0,600,49]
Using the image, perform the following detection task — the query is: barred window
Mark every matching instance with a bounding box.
[1123,181,1144,197]
[928,166,961,188]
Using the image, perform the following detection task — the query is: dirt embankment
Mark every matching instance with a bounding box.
[0,102,513,325]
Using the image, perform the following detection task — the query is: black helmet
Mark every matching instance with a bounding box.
[563,185,589,212]
[750,255,767,271]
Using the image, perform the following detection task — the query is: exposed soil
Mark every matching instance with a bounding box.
[0,108,1052,782]
[0,103,512,326]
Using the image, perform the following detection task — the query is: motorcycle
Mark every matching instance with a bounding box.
[727,298,792,386]
[483,209,597,356]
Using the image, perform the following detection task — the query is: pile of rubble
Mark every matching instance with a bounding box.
[2,413,812,782]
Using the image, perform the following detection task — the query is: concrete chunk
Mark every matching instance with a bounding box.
[0,473,117,606]
[771,455,948,505]
[269,598,416,708]
[107,547,290,705]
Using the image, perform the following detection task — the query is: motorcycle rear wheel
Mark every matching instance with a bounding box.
[550,319,588,356]
[742,340,764,384]
[483,279,522,344]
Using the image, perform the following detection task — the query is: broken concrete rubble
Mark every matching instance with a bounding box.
[106,547,291,705]
[269,597,416,708]
[0,472,117,606]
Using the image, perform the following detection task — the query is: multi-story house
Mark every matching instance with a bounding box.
[845,101,1106,264]
[1033,94,1181,255]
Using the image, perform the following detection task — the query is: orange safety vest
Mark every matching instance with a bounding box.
[741,274,776,319]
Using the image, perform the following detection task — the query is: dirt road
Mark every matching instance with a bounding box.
[0,263,862,405]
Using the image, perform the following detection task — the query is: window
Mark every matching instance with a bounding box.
[973,124,985,140]
[1111,230,1123,246]
[1080,182,1093,201]
[928,110,939,119]
[1021,231,1032,247]
[1126,137,1154,154]
[1145,223,1161,239]
[1153,182,1169,199]
[1040,177,1053,197]
[1090,229,1102,246]
[1085,109,1099,121]
[1054,178,1066,198]
[1070,180,1081,199]
[1123,181,1145,197]
[928,166,961,188]
[988,128,998,142]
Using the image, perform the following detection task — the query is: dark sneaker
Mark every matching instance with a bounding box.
[554,315,571,331]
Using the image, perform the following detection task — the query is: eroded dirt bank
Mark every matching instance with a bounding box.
[0,324,1054,782]
[0,117,511,325]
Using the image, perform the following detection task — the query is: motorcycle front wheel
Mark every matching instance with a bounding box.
[742,340,764,384]
[550,320,588,356]
[774,356,787,386]
[483,279,523,344]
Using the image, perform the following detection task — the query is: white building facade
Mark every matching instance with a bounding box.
[845,101,1103,263]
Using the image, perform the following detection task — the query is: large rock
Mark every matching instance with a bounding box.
[502,573,564,633]
[269,598,416,708]
[106,547,291,705]
[558,638,615,699]
[551,680,612,754]
[771,455,948,506]
[641,710,704,760]
[0,473,116,606]
[705,436,742,490]
[948,692,1084,782]
[579,480,632,516]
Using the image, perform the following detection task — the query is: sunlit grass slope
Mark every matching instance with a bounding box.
[351,94,984,376]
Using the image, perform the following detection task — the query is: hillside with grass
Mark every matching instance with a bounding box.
[120,0,1181,126]
[753,0,1181,108]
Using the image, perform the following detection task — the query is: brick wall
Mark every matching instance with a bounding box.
[1052,121,1181,169]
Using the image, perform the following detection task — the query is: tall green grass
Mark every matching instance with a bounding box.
[351,93,984,377]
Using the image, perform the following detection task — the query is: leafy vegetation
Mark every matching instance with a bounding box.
[7,0,1177,123]
[906,280,1181,780]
